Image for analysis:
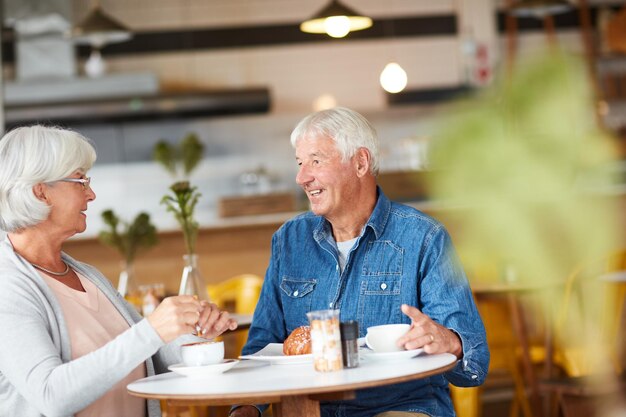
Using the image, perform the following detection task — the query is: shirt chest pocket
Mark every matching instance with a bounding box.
[362,241,403,276]
[357,278,403,330]
[280,277,316,329]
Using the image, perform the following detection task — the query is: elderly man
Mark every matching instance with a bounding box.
[231,107,489,417]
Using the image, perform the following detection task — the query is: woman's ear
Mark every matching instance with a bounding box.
[355,148,372,177]
[32,183,48,202]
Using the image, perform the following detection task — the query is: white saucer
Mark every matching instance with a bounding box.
[360,348,424,362]
[168,359,239,377]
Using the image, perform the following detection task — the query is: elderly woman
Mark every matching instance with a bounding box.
[0,125,236,417]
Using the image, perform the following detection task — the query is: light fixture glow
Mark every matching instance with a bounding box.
[380,62,407,94]
[324,16,351,38]
[300,0,372,37]
[313,94,338,111]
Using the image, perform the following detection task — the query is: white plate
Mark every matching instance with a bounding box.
[168,359,239,377]
[239,343,313,365]
[360,347,425,362]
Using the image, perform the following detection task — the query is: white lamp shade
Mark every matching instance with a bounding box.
[380,62,408,94]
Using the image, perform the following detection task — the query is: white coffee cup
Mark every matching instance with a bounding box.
[181,341,224,366]
[365,323,411,352]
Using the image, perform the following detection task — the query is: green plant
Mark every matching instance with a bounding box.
[98,210,158,264]
[153,133,205,178]
[160,181,201,255]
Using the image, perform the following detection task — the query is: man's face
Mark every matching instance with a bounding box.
[295,135,359,221]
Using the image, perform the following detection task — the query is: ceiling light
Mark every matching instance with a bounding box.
[72,2,132,78]
[509,0,572,19]
[380,62,407,94]
[300,0,373,38]
[72,3,132,47]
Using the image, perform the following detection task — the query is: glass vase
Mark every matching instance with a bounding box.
[179,254,210,301]
[117,261,142,313]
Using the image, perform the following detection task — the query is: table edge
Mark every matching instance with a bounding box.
[128,357,457,401]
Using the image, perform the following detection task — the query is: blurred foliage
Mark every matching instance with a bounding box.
[161,181,201,256]
[98,210,158,264]
[153,133,205,178]
[427,50,622,383]
[428,51,620,284]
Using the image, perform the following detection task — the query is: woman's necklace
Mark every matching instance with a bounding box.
[31,261,70,277]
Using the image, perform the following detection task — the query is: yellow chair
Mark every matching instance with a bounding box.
[449,386,482,417]
[207,274,264,356]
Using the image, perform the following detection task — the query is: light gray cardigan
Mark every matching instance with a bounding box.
[0,237,196,417]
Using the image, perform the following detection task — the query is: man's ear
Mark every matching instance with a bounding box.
[355,148,372,177]
[32,183,48,202]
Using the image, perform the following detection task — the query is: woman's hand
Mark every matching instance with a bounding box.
[396,304,463,358]
[196,301,238,339]
[147,295,202,343]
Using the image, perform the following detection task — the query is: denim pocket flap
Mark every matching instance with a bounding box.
[361,278,401,296]
[280,278,316,298]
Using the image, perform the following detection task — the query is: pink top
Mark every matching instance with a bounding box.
[41,271,147,417]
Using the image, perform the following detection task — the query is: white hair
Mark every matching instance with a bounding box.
[290,107,380,175]
[0,125,97,232]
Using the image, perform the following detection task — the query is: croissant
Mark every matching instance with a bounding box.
[283,326,311,355]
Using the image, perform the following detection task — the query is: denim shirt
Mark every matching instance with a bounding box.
[244,189,489,417]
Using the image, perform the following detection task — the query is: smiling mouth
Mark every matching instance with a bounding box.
[308,189,323,197]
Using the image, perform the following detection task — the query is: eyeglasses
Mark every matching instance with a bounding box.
[57,177,91,190]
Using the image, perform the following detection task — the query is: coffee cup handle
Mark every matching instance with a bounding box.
[365,333,374,350]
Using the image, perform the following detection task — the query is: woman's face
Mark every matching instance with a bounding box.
[44,171,96,237]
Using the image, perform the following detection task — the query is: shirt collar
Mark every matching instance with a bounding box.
[313,186,391,242]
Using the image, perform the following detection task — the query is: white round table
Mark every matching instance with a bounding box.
[128,352,457,417]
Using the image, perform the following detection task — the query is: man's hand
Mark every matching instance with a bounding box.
[396,304,463,358]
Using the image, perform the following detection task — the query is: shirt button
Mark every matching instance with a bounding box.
[336,265,339,271]
[293,290,299,297]
[380,283,387,290]
[329,303,333,308]
[471,375,478,380]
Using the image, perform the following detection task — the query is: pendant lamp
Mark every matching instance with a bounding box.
[300,0,373,38]
[72,1,132,77]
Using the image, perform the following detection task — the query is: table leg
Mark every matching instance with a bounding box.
[508,293,544,417]
[273,395,320,417]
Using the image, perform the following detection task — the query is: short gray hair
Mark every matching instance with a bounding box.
[0,125,97,232]
[290,107,379,175]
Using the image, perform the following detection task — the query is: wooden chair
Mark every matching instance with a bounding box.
[474,295,535,417]
[451,258,537,417]
[538,249,626,417]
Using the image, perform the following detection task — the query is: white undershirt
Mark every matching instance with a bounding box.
[336,237,358,273]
